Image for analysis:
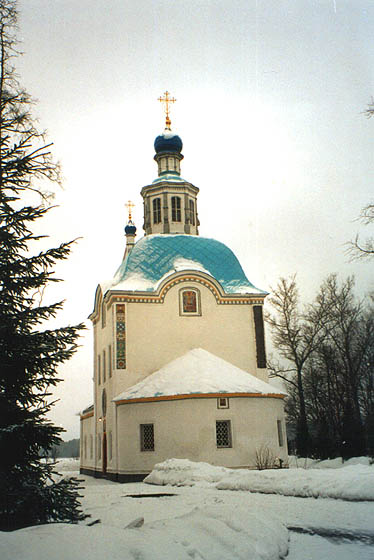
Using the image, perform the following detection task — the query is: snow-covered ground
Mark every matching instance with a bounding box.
[1,457,374,560]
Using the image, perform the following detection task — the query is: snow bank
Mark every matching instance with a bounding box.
[0,507,289,560]
[144,458,231,486]
[146,458,374,501]
[216,465,374,501]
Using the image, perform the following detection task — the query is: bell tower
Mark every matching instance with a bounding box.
[141,91,199,236]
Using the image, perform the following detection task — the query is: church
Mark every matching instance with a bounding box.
[80,92,288,481]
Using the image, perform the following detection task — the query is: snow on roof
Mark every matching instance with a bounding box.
[106,234,267,296]
[113,348,285,402]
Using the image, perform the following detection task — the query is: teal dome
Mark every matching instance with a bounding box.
[111,235,266,295]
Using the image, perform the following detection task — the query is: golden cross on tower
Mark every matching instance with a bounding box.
[125,200,134,221]
[158,90,176,130]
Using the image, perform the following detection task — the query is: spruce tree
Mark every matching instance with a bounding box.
[0,0,86,529]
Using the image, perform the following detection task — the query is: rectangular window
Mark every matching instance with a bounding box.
[97,434,102,460]
[216,420,232,448]
[253,305,267,368]
[98,355,101,385]
[140,424,155,452]
[183,290,197,312]
[103,349,106,382]
[108,431,113,461]
[108,345,112,378]
[217,397,229,409]
[189,199,195,226]
[171,196,181,222]
[180,288,201,316]
[153,198,161,224]
[277,420,284,447]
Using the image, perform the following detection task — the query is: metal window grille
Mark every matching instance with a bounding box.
[171,196,181,222]
[216,420,232,448]
[103,350,106,382]
[140,424,154,452]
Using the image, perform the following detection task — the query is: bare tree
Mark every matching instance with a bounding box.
[348,203,374,260]
[265,276,327,456]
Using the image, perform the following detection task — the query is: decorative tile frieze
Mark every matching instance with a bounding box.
[116,304,126,369]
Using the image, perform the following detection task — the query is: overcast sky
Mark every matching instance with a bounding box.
[16,0,374,439]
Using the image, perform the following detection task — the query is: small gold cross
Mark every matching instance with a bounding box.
[125,200,134,221]
[158,90,176,129]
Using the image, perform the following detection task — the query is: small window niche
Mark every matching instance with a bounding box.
[217,397,229,409]
[179,288,201,316]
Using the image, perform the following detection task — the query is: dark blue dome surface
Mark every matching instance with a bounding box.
[125,224,137,235]
[154,132,183,154]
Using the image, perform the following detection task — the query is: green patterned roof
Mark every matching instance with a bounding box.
[110,234,266,295]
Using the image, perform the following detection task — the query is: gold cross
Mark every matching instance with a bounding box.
[125,200,134,221]
[158,90,176,129]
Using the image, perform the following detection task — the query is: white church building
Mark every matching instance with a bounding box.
[80,93,288,481]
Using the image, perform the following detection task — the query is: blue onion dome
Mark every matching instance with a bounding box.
[125,221,137,235]
[154,131,183,154]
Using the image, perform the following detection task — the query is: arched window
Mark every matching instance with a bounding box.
[153,198,161,224]
[171,196,181,222]
[189,199,195,226]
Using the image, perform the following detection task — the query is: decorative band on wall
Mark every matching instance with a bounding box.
[116,304,126,369]
[106,275,265,307]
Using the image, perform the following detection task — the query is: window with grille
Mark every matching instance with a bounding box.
[171,196,181,222]
[153,198,161,224]
[97,355,101,385]
[216,420,232,448]
[189,199,195,226]
[140,424,154,452]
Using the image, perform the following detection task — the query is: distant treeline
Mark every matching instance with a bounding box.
[50,439,80,458]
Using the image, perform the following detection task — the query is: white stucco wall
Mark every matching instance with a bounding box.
[85,274,271,476]
[115,396,287,475]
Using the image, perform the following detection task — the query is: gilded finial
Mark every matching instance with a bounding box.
[125,200,135,222]
[158,90,176,130]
